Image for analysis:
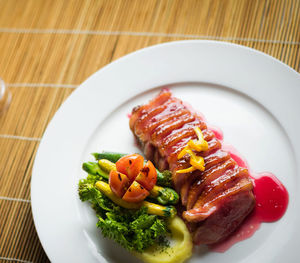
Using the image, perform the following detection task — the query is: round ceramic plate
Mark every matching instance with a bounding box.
[31,41,300,263]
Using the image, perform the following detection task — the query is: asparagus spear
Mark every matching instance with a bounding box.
[92,151,127,163]
[149,185,179,205]
[82,162,109,180]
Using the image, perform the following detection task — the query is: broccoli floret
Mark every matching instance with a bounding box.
[130,214,168,252]
[97,216,132,250]
[78,181,95,202]
[78,181,114,212]
[96,207,168,252]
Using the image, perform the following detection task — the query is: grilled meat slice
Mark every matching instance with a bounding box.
[129,89,255,244]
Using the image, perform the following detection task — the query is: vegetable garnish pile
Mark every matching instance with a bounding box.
[78,151,193,263]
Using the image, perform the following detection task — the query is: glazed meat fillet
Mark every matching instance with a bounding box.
[129,89,255,244]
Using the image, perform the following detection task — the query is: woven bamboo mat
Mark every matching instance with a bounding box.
[0,0,299,262]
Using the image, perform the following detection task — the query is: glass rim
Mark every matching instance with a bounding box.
[0,78,11,114]
[0,78,5,98]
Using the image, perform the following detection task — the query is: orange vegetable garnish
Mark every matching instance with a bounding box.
[111,154,157,202]
[176,127,208,174]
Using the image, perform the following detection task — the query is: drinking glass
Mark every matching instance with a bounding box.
[0,78,11,114]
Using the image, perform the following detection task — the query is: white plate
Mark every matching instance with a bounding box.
[31,41,300,263]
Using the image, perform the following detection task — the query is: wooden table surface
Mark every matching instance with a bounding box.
[0,1,299,262]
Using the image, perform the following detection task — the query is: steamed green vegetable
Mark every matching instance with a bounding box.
[82,161,108,180]
[92,151,127,163]
[149,185,179,205]
[97,207,169,253]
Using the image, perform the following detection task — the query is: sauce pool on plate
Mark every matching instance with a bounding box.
[210,145,289,252]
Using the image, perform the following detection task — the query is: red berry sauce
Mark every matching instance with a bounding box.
[209,144,289,252]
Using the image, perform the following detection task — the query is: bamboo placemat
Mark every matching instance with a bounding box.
[0,0,299,262]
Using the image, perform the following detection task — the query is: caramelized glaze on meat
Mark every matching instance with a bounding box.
[130,89,255,245]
